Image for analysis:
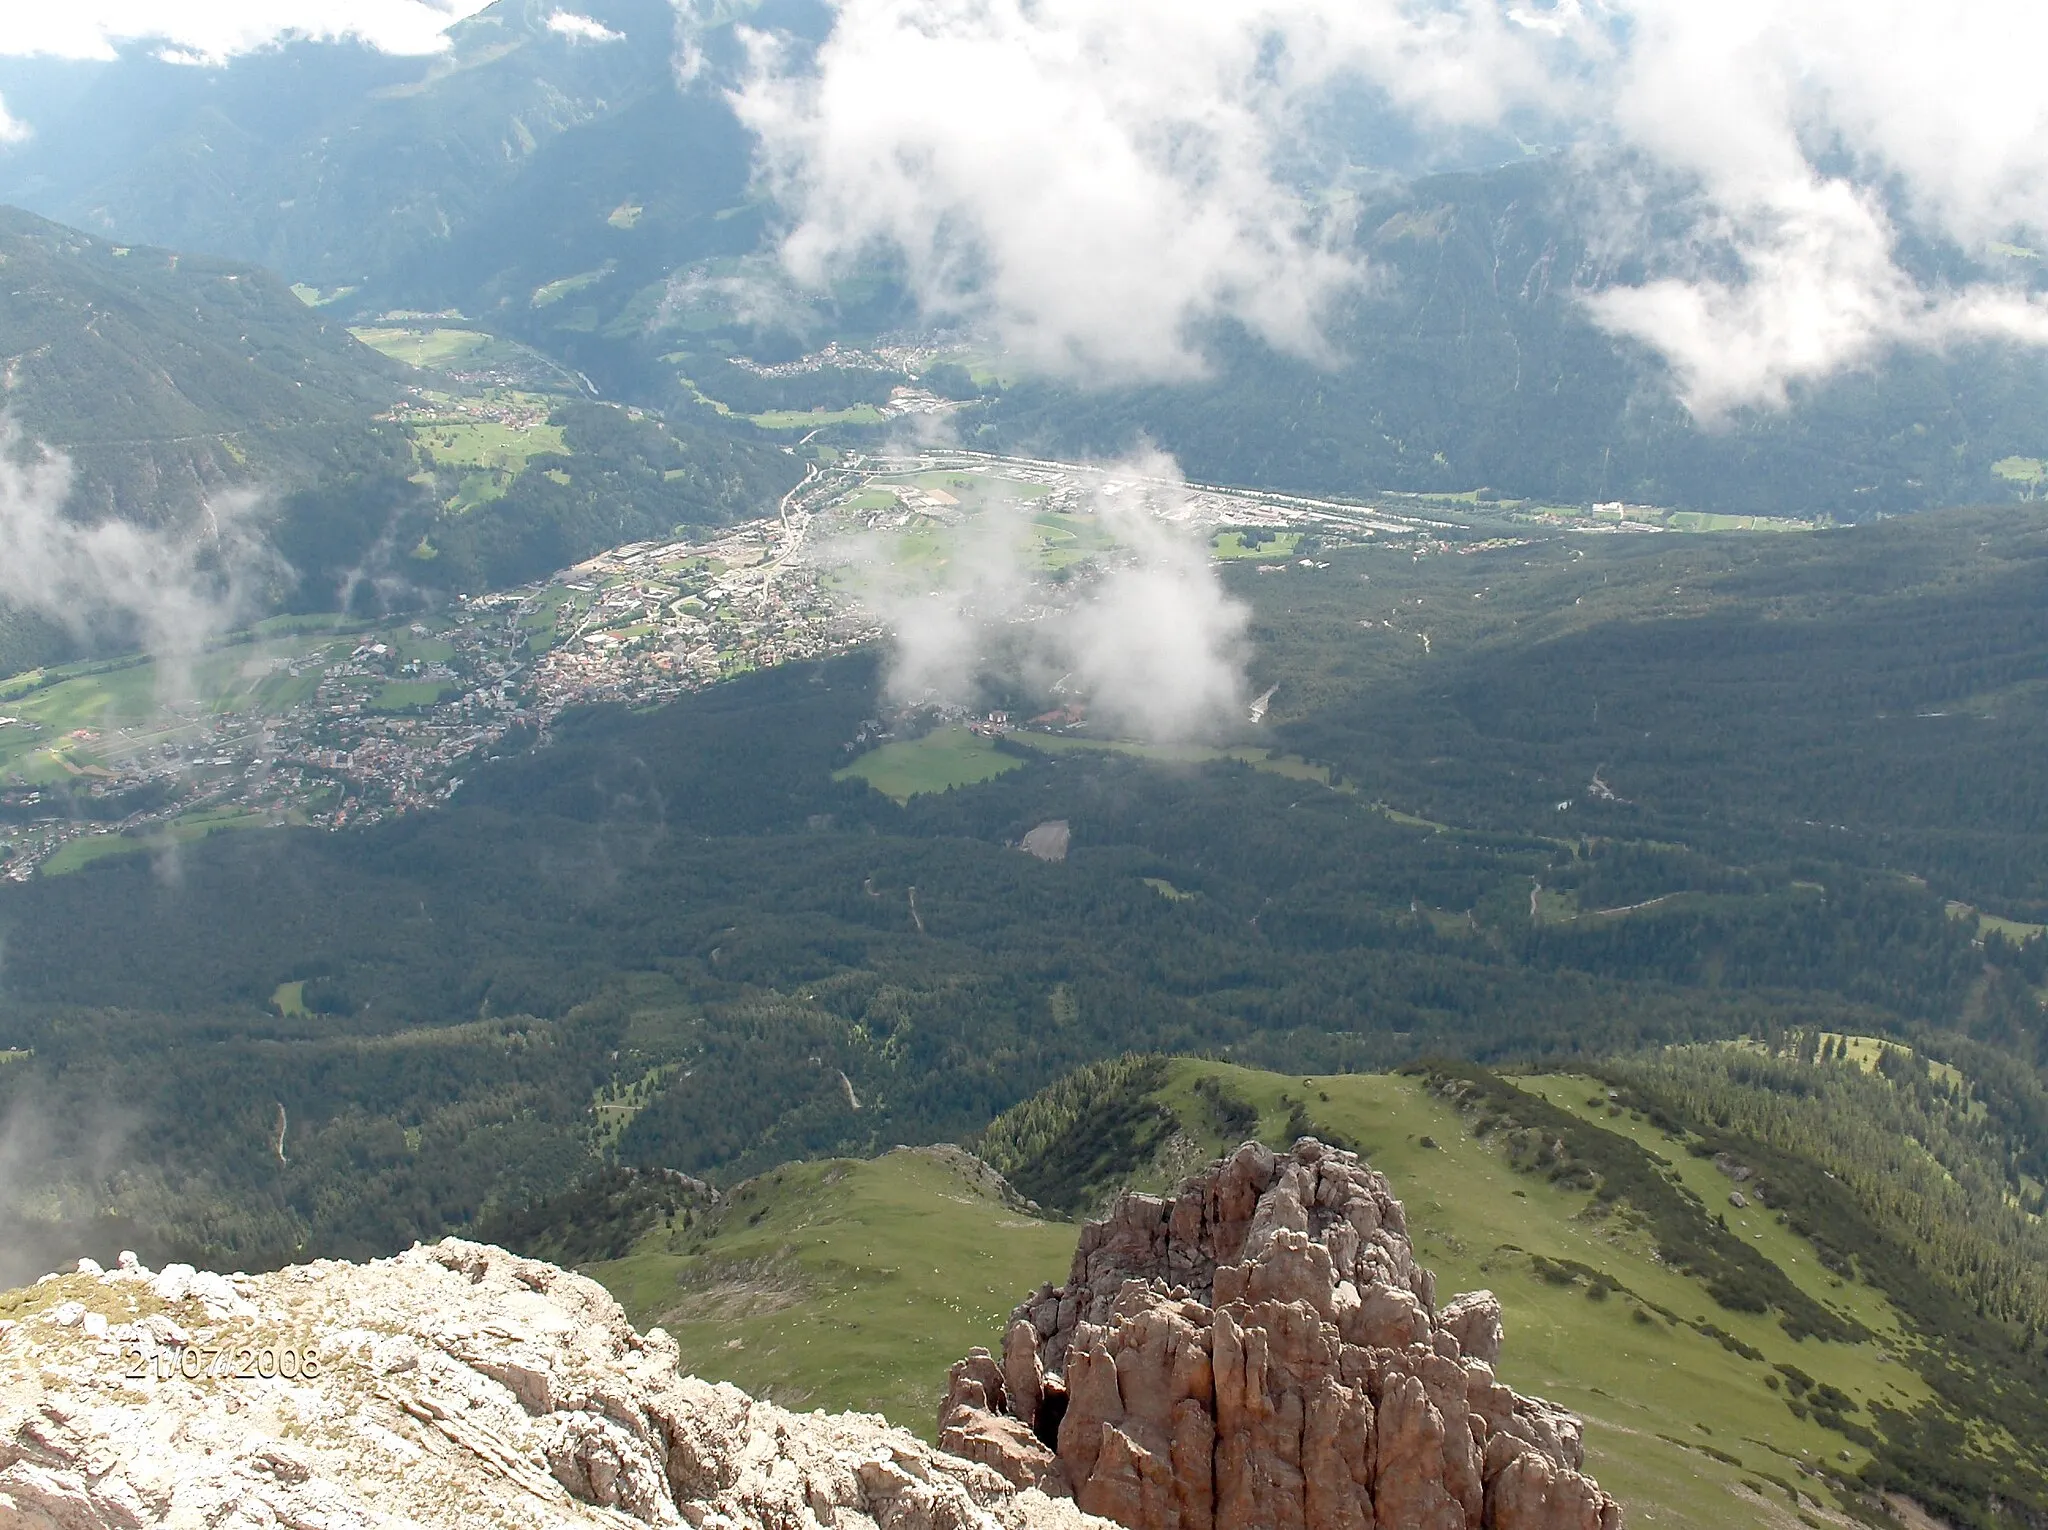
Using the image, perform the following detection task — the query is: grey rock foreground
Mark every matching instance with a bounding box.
[0,1240,1108,1530]
[941,1138,1623,1530]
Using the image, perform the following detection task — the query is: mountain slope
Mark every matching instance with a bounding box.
[976,163,2048,518]
[0,204,400,523]
[549,1147,1077,1428]
[0,0,693,290]
[971,1056,2048,1530]
[528,1055,2048,1530]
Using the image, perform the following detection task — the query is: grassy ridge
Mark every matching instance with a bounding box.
[562,1063,1942,1527]
[581,1147,1075,1430]
[591,1056,2048,1527]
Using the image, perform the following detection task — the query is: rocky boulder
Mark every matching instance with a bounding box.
[940,1138,1622,1530]
[0,1240,1111,1530]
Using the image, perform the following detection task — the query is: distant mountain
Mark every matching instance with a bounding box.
[974,163,2048,518]
[0,0,734,291]
[0,201,798,653]
[6,8,2048,517]
[0,205,400,525]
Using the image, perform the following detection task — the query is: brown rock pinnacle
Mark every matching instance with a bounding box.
[940,1138,1622,1530]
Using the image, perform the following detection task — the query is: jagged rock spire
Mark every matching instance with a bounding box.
[941,1138,1622,1530]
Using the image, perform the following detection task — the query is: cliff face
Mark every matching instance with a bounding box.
[0,1240,1106,1530]
[0,1143,1625,1530]
[940,1138,1624,1530]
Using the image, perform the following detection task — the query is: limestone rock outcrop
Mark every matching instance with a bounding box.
[940,1139,1622,1530]
[0,1239,1111,1530]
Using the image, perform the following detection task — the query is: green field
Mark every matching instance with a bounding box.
[349,326,495,370]
[0,618,468,783]
[38,831,150,876]
[870,471,1055,510]
[1212,530,1303,559]
[748,405,886,430]
[531,267,612,308]
[834,727,1024,802]
[410,419,568,472]
[1946,899,2048,941]
[0,658,159,781]
[839,493,1113,576]
[40,807,273,877]
[369,681,458,714]
[585,1147,1075,1426]
[1028,511,1115,569]
[1665,511,1812,533]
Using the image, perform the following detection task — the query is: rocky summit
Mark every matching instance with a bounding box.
[940,1138,1623,1530]
[0,1240,1106,1530]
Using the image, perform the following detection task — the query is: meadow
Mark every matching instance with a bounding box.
[576,1059,1944,1528]
[585,1147,1076,1427]
[748,405,887,430]
[410,418,569,473]
[39,806,278,877]
[833,726,1023,803]
[1212,529,1304,559]
[348,326,496,370]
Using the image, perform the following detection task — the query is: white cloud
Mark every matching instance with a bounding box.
[0,420,285,694]
[731,0,1593,379]
[0,1,497,62]
[841,448,1249,740]
[1581,0,2048,418]
[1051,455,1251,739]
[735,0,2048,416]
[547,11,624,43]
[0,92,29,145]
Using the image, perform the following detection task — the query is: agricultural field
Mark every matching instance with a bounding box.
[531,266,613,308]
[1212,529,1304,559]
[833,725,1344,806]
[748,405,887,430]
[349,326,496,370]
[833,726,1023,803]
[1665,511,1812,533]
[1027,510,1117,569]
[1521,503,1815,534]
[39,805,280,877]
[1946,900,2048,941]
[351,326,583,392]
[1004,730,1337,785]
[369,680,460,713]
[0,638,348,783]
[409,416,568,474]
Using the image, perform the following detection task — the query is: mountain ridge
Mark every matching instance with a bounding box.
[0,203,401,525]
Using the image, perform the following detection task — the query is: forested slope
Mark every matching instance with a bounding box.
[479,1053,2048,1529]
[0,205,401,524]
[3,507,2047,1278]
[976,165,2048,516]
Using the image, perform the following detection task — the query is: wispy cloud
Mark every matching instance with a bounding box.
[0,419,286,693]
[0,0,497,62]
[546,11,624,44]
[733,0,2048,417]
[0,92,29,145]
[836,448,1249,740]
